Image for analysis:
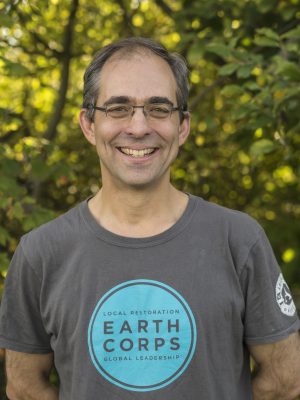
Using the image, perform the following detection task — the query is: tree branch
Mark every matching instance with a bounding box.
[31,0,79,200]
[0,39,48,57]
[30,31,61,58]
[13,5,60,57]
[0,110,29,143]
[153,0,173,15]
[0,130,21,143]
[43,0,79,141]
[279,19,299,35]
[115,0,135,36]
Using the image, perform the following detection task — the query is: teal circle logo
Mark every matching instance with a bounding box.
[88,279,197,392]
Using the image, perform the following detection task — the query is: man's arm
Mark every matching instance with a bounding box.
[5,350,58,400]
[249,331,300,400]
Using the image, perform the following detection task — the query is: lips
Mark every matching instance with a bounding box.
[117,147,157,158]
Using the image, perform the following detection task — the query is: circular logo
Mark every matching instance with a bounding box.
[88,279,197,392]
[275,273,296,316]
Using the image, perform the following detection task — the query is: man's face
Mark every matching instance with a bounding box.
[80,51,190,190]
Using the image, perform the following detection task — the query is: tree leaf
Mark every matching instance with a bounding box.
[221,85,244,97]
[247,116,274,130]
[31,159,52,181]
[0,197,11,208]
[0,57,31,76]
[52,162,76,181]
[244,81,260,91]
[206,43,231,59]
[274,87,300,103]
[281,26,300,39]
[276,61,300,82]
[187,42,205,64]
[0,14,14,28]
[0,227,9,246]
[0,176,25,197]
[218,63,239,76]
[0,159,22,177]
[256,28,280,41]
[256,0,278,14]
[254,36,280,48]
[237,64,254,79]
[9,202,24,220]
[0,253,10,273]
[250,139,275,158]
[231,104,258,121]
[22,205,57,231]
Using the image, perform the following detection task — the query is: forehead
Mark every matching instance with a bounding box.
[98,52,177,103]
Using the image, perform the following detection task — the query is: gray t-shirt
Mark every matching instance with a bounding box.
[0,194,299,399]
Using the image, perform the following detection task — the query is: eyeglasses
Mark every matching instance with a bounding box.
[86,103,181,120]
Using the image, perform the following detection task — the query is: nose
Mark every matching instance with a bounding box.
[124,107,151,137]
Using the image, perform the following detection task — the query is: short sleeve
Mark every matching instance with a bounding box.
[0,242,52,353]
[240,229,300,345]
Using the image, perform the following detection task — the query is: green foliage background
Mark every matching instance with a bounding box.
[0,0,300,397]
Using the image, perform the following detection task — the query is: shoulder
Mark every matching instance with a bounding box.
[22,201,83,245]
[189,195,267,272]
[191,194,263,242]
[19,200,86,267]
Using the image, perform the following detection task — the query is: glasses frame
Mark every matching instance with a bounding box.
[86,103,181,120]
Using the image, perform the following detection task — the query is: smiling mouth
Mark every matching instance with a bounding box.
[117,147,157,158]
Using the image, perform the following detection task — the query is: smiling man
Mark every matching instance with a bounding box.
[1,37,300,400]
[79,43,190,237]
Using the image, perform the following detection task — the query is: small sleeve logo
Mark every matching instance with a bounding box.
[275,273,296,317]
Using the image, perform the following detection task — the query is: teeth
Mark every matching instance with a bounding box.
[120,148,155,157]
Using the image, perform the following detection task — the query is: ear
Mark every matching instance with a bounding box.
[79,109,96,146]
[178,112,190,146]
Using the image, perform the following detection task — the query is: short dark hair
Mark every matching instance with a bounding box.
[82,37,189,122]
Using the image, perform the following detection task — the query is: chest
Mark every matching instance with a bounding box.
[40,240,245,343]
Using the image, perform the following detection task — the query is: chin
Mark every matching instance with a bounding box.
[122,181,156,190]
[117,175,164,190]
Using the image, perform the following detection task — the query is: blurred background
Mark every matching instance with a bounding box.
[0,0,299,397]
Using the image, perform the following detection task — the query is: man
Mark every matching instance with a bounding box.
[0,37,300,400]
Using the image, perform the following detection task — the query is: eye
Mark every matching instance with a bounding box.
[148,104,171,118]
[106,104,131,118]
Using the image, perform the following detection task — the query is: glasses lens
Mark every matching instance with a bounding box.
[106,104,132,118]
[146,103,172,119]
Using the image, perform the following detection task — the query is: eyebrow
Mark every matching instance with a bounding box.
[147,97,174,106]
[103,96,174,106]
[103,96,131,106]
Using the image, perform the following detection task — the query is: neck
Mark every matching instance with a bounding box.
[88,181,188,238]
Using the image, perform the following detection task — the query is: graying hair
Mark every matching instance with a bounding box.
[82,37,189,122]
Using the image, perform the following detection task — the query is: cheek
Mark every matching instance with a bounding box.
[93,127,112,145]
[94,132,119,158]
